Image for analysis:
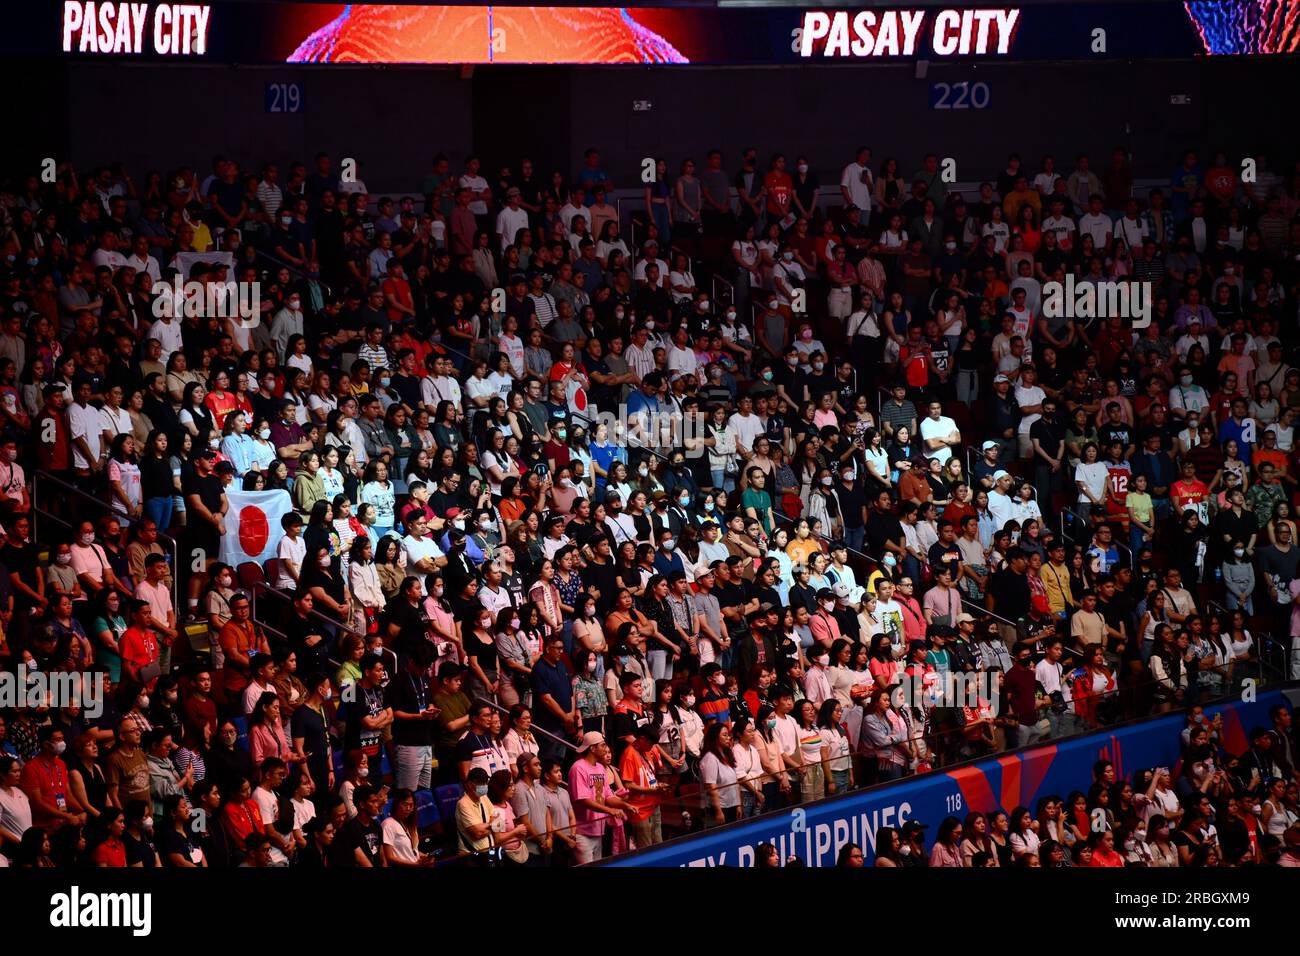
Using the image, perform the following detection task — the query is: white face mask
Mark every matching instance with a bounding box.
[53,741,67,755]
[479,518,493,530]
[510,618,521,630]
[662,539,675,551]
[137,695,150,709]
[259,428,271,440]
[1234,548,1245,558]
[699,299,710,311]
[683,695,696,708]
[57,553,72,565]
[711,673,726,686]
[586,660,598,674]
[821,476,833,487]
[822,600,836,612]
[79,532,94,546]
[453,519,465,531]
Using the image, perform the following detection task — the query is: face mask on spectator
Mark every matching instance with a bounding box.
[259,427,271,439]
[79,533,94,546]
[510,618,521,630]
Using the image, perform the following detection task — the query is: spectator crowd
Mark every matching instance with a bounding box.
[0,141,1299,867]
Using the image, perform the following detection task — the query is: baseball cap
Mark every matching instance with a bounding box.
[832,583,851,600]
[981,440,999,451]
[955,613,976,624]
[992,469,1010,481]
[692,563,715,579]
[575,731,606,754]
[816,588,836,602]
[901,820,928,837]
[993,374,1011,384]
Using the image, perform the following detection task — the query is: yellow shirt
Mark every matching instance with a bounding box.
[1039,560,1075,614]
[1127,491,1153,524]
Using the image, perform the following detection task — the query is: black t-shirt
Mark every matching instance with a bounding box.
[389,372,423,410]
[342,683,387,753]
[335,815,383,867]
[385,672,437,747]
[1097,422,1132,451]
[160,825,199,866]
[988,567,1031,620]
[1029,416,1066,456]
[927,540,963,579]
[837,480,869,530]
[866,512,905,555]
[123,831,159,867]
[181,472,224,522]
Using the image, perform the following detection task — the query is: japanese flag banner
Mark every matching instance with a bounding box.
[220,489,293,568]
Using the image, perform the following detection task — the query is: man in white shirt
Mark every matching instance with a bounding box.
[1013,366,1046,460]
[987,471,1017,532]
[496,188,530,253]
[90,230,128,272]
[632,241,670,289]
[98,384,133,448]
[1077,195,1113,250]
[1113,199,1147,251]
[839,147,874,212]
[624,327,657,381]
[727,394,764,459]
[558,188,591,234]
[459,157,491,218]
[402,515,447,575]
[1034,638,1075,738]
[124,236,161,283]
[67,378,105,473]
[919,401,960,465]
[1041,198,1076,252]
[148,300,185,367]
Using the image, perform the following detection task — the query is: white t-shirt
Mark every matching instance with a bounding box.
[495,206,530,252]
[460,174,490,215]
[67,402,103,469]
[1078,213,1112,248]
[920,416,959,464]
[1014,384,1045,435]
[1041,215,1075,247]
[253,787,290,864]
[276,535,306,588]
[840,162,874,210]
[727,411,764,454]
[1075,461,1109,504]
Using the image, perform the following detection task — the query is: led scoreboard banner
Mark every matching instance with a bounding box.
[28,0,1300,64]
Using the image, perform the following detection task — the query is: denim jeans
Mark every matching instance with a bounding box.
[144,496,173,531]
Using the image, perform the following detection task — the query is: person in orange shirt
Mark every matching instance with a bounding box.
[218,592,271,700]
[1255,427,1290,481]
[618,725,669,849]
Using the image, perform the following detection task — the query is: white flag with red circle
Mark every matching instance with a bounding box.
[219,489,293,569]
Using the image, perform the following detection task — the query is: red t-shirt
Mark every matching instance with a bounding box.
[764,171,793,216]
[118,626,160,690]
[92,837,127,867]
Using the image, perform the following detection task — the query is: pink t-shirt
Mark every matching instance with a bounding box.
[568,758,610,837]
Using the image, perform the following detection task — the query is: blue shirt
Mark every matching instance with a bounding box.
[531,658,573,730]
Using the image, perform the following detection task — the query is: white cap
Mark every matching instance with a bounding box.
[981,440,999,451]
[992,469,1011,481]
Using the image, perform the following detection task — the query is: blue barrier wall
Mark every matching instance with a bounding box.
[608,687,1298,868]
